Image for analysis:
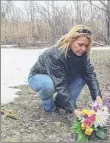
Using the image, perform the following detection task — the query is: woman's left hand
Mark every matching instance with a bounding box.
[74,109,82,118]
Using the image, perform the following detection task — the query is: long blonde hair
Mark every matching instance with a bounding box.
[57,25,93,56]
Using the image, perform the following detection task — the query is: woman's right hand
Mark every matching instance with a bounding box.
[96,96,103,104]
[74,109,82,118]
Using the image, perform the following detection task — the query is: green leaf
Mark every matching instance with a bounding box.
[72,120,81,133]
[77,130,88,142]
[83,133,88,142]
[72,119,89,142]
[72,125,81,133]
[95,129,108,140]
[77,131,84,142]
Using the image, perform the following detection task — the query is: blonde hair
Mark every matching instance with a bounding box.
[57,25,93,56]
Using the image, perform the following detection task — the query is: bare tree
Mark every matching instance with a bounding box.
[1,0,110,46]
[87,0,110,45]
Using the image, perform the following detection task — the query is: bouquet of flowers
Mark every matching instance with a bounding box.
[72,100,110,142]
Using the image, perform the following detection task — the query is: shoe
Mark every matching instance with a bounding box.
[54,94,77,114]
[44,107,60,114]
[54,94,65,110]
[54,107,60,113]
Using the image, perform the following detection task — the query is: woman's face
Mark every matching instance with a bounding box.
[70,36,90,56]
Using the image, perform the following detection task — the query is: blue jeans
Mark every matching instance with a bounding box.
[28,74,85,112]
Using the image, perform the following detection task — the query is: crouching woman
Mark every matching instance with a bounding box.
[28,25,102,117]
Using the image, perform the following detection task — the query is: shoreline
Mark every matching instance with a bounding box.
[1,44,110,50]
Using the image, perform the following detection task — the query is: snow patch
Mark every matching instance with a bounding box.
[1,48,46,104]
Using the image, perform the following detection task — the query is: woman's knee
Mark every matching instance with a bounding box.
[28,76,40,92]
[39,77,55,99]
[28,74,55,99]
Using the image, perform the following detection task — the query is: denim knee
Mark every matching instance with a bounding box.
[28,76,40,92]
[28,75,55,100]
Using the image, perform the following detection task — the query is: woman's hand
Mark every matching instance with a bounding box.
[74,109,82,118]
[96,96,103,104]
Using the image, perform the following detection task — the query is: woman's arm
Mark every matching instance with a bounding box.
[82,57,102,101]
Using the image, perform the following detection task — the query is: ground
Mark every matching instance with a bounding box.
[1,50,110,142]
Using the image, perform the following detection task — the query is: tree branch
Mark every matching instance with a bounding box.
[99,0,108,9]
[87,0,106,12]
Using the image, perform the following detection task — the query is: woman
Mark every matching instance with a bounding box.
[28,25,102,117]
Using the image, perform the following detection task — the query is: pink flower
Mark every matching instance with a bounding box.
[84,114,96,126]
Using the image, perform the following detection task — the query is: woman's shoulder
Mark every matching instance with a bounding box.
[42,44,63,58]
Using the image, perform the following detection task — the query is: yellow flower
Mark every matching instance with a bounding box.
[85,127,93,135]
[81,109,90,116]
[81,109,95,117]
[88,110,96,117]
[81,123,87,130]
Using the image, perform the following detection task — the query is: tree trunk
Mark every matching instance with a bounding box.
[105,0,110,45]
